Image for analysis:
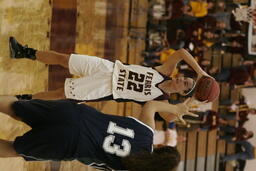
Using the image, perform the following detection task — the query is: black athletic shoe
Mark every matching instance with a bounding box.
[15,94,32,100]
[9,37,26,58]
[9,37,36,60]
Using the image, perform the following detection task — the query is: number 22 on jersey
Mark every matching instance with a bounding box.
[103,121,135,157]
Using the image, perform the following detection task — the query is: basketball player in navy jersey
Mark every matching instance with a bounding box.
[0,96,196,171]
[9,37,212,103]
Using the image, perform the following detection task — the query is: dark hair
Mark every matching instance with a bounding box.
[122,146,180,171]
[187,5,192,12]
[253,61,256,68]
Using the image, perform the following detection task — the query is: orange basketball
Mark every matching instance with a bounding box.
[194,76,220,102]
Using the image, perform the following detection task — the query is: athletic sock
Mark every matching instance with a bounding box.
[15,94,32,100]
[24,47,37,60]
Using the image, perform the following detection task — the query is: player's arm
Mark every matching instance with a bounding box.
[158,112,177,123]
[157,100,177,122]
[155,48,209,79]
[139,98,197,129]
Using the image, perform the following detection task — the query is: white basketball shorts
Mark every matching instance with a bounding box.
[65,54,114,101]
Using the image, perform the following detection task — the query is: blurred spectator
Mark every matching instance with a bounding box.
[166,15,223,56]
[221,141,255,162]
[149,0,166,20]
[219,95,256,125]
[189,0,214,17]
[213,61,256,87]
[141,48,176,67]
[210,12,231,30]
[149,0,173,20]
[219,125,254,142]
[183,110,227,131]
[171,0,193,19]
[234,143,248,171]
[219,98,256,126]
[212,35,246,56]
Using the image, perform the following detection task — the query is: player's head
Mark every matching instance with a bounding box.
[207,2,214,9]
[122,146,180,171]
[216,21,226,29]
[246,131,254,139]
[171,77,196,96]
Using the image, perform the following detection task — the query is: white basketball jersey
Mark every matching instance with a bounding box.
[112,60,164,102]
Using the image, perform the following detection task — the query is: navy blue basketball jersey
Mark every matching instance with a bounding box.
[76,104,154,170]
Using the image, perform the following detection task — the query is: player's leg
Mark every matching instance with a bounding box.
[32,88,65,100]
[0,96,22,121]
[13,126,80,161]
[36,50,69,68]
[16,88,65,101]
[0,139,19,157]
[0,99,80,160]
[9,37,69,68]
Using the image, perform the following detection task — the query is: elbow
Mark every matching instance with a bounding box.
[176,48,188,57]
[144,101,158,111]
[178,48,186,53]
[145,100,157,106]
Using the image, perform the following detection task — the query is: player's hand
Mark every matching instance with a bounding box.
[197,71,215,82]
[175,98,198,124]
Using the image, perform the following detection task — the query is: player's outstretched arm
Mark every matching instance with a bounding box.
[139,98,197,129]
[155,48,209,79]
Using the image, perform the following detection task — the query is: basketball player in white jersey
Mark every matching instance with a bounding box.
[10,37,210,103]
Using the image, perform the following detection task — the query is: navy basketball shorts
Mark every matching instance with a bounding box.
[11,99,81,161]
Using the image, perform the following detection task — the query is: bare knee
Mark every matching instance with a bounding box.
[0,96,17,113]
[33,87,66,100]
[36,50,70,68]
[0,96,21,121]
[61,54,70,68]
[52,51,70,68]
[0,139,19,157]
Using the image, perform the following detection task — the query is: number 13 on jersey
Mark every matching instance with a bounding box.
[103,121,135,157]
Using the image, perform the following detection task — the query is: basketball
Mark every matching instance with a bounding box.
[194,76,220,102]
